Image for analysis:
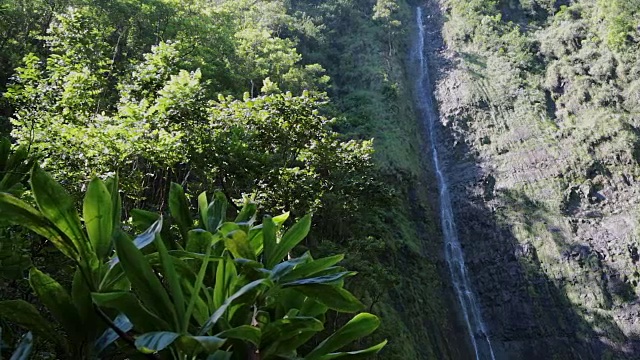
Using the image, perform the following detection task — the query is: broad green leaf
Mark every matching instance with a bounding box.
[272,212,289,227]
[223,230,255,260]
[113,229,177,328]
[300,297,329,318]
[271,288,308,316]
[135,331,180,353]
[177,335,226,356]
[216,325,261,346]
[234,258,267,271]
[98,262,128,292]
[9,332,33,360]
[154,233,185,329]
[198,192,209,230]
[0,300,62,347]
[317,340,387,359]
[91,292,170,333]
[199,279,267,335]
[83,177,113,259]
[231,267,267,296]
[29,268,84,342]
[168,250,222,263]
[305,313,381,359]
[206,191,227,231]
[130,209,160,234]
[169,182,192,241]
[104,174,121,232]
[234,201,256,224]
[135,332,226,356]
[207,350,232,360]
[281,255,344,282]
[282,272,355,287]
[93,314,133,356]
[109,218,163,268]
[31,165,95,266]
[187,230,216,254]
[182,280,211,326]
[263,215,277,268]
[184,233,215,332]
[269,253,312,282]
[261,317,322,347]
[72,267,95,330]
[213,257,237,310]
[292,285,364,313]
[271,214,311,267]
[217,222,240,237]
[4,146,28,173]
[248,226,264,257]
[0,144,31,193]
[146,252,197,281]
[2,145,27,167]
[267,331,317,358]
[0,193,77,260]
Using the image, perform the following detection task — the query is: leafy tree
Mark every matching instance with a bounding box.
[4,2,340,210]
[217,0,329,96]
[0,1,399,357]
[204,91,375,217]
[373,0,402,54]
[4,38,202,200]
[7,32,372,216]
[233,28,302,97]
[0,0,67,133]
[596,0,640,49]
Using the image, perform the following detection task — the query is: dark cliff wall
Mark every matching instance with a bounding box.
[424,0,640,358]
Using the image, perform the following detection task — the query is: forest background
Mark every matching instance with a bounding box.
[0,0,456,359]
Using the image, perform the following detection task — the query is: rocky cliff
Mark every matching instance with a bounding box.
[419,0,640,358]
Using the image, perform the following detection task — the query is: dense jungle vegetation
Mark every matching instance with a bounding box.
[0,0,458,359]
[5,0,639,358]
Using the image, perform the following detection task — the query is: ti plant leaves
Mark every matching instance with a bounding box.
[83,178,113,260]
[0,168,385,359]
[169,182,193,242]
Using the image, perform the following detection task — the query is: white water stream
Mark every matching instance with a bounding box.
[414,7,497,360]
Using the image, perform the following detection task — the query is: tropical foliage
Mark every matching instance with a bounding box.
[0,0,444,359]
[0,166,385,359]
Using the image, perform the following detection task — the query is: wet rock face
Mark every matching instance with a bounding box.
[417,1,640,359]
[437,121,640,359]
[451,197,587,358]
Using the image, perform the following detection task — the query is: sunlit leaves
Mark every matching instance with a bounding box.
[206,92,374,216]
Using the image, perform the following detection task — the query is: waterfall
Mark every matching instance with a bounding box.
[413,7,496,360]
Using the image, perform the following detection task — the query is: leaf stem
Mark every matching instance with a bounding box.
[94,305,160,360]
[183,238,214,332]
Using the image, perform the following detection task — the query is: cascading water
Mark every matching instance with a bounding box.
[414,7,497,360]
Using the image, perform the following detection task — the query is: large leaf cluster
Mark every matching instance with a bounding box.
[0,166,385,359]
